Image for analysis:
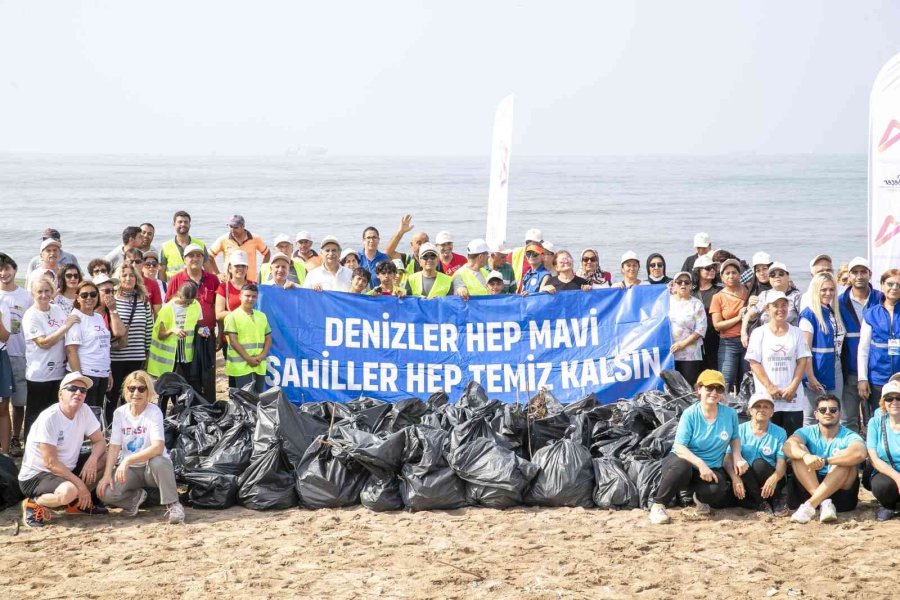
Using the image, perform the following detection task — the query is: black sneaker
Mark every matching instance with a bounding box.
[772,496,790,518]
[678,491,695,507]
[9,437,22,457]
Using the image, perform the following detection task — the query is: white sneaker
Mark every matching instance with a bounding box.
[121,489,148,518]
[166,501,185,524]
[819,499,837,523]
[693,493,711,516]
[649,503,670,525]
[790,501,816,524]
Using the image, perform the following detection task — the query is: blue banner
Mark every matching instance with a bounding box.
[259,286,674,404]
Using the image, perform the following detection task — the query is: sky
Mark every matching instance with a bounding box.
[0,1,898,156]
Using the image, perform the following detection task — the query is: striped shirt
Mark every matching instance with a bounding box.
[109,294,152,362]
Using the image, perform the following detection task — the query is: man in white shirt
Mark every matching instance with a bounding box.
[26,238,64,291]
[303,236,353,292]
[24,228,80,280]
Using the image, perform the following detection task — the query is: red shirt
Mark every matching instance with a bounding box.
[440,253,467,276]
[165,270,220,329]
[143,276,162,306]
[216,280,248,312]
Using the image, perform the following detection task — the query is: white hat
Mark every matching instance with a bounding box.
[91,273,118,287]
[881,380,900,399]
[392,258,404,270]
[693,254,714,269]
[486,270,504,282]
[764,290,789,306]
[751,252,772,267]
[295,231,314,242]
[525,228,543,243]
[273,233,291,247]
[339,248,357,262]
[418,242,438,257]
[228,250,249,267]
[61,371,93,390]
[672,271,692,282]
[848,256,870,272]
[748,391,775,410]
[270,252,291,265]
[767,261,789,275]
[320,235,341,250]
[809,253,832,271]
[693,232,711,248]
[466,239,490,255]
[435,231,453,245]
[620,250,640,265]
[40,238,61,252]
[183,243,204,257]
[542,241,556,253]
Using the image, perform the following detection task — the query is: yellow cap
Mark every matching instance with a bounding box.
[695,369,726,388]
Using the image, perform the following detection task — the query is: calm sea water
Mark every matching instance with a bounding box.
[0,153,866,287]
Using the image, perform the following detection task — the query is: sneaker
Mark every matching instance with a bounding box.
[648,503,670,525]
[22,498,51,528]
[65,500,110,516]
[166,501,185,525]
[819,499,837,523]
[876,507,895,522]
[121,489,148,518]
[758,502,775,516]
[693,493,711,516]
[772,496,790,518]
[790,501,816,524]
[677,490,695,507]
[9,437,22,457]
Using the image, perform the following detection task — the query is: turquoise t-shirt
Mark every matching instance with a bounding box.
[672,402,739,469]
[726,421,787,468]
[794,424,864,475]
[866,414,900,471]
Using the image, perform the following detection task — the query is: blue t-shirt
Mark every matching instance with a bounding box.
[357,250,390,290]
[793,424,864,475]
[672,402,739,469]
[866,414,900,471]
[726,421,787,468]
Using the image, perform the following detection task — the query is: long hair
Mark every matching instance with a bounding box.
[808,272,844,336]
[72,281,99,312]
[58,264,83,295]
[113,263,148,302]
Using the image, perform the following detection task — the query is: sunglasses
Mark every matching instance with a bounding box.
[144,261,158,267]
[128,259,143,265]
[92,269,109,275]
[675,280,691,286]
[700,265,715,271]
[769,270,786,277]
[63,384,88,395]
[65,272,80,279]
[582,256,598,263]
[885,281,900,289]
[421,254,437,260]
[703,384,725,393]
[884,396,900,404]
[816,406,840,415]
[79,291,98,299]
[525,251,540,258]
[649,262,664,268]
[100,288,114,294]
[126,385,147,393]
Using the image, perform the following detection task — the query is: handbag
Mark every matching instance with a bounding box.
[110,295,138,351]
[862,414,895,490]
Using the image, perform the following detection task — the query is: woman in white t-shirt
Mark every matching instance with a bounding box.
[22,277,81,440]
[745,291,812,437]
[97,370,185,524]
[668,270,708,386]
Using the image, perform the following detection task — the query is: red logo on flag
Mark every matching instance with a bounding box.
[875,214,900,247]
[879,120,900,153]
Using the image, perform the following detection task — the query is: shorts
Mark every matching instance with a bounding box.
[8,355,27,407]
[0,348,13,399]
[18,451,91,498]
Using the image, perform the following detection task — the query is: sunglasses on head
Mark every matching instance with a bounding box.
[63,384,88,395]
[816,406,839,415]
[703,384,725,394]
[126,385,147,393]
[79,291,98,299]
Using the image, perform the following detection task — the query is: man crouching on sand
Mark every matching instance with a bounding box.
[18,371,108,528]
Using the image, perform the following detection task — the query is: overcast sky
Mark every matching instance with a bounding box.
[1,1,897,156]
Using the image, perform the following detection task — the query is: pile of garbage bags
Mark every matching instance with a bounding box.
[159,369,741,512]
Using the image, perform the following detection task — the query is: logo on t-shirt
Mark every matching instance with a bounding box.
[762,446,772,456]
[719,431,729,441]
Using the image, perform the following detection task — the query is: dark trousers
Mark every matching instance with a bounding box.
[85,376,108,425]
[772,411,803,438]
[24,379,61,442]
[788,470,860,512]
[107,359,144,426]
[735,458,784,509]
[701,325,719,372]
[674,360,703,388]
[654,454,731,508]
[871,472,900,510]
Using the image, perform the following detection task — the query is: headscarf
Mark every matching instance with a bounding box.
[578,248,611,287]
[645,252,672,285]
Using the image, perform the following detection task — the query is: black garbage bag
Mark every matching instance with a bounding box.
[730,372,754,420]
[0,454,23,510]
[330,427,406,478]
[592,457,639,509]
[637,419,678,459]
[384,398,430,433]
[450,416,511,451]
[563,393,599,415]
[225,387,260,425]
[449,437,539,509]
[565,407,607,449]
[438,405,472,430]
[620,403,661,437]
[528,413,571,455]
[399,426,467,511]
[624,455,663,509]
[183,469,239,509]
[360,474,403,512]
[157,371,209,412]
[660,369,695,404]
[175,423,221,473]
[237,443,298,510]
[591,426,642,459]
[427,391,449,409]
[346,396,388,412]
[490,404,527,455]
[633,390,683,426]
[299,401,354,424]
[458,381,490,409]
[201,421,254,475]
[525,439,595,508]
[295,436,367,509]
[253,388,330,467]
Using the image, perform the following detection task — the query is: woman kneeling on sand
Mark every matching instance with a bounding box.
[97,370,185,524]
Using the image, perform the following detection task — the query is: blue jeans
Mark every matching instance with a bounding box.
[717,336,744,393]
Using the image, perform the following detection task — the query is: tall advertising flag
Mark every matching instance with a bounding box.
[486,94,514,252]
[869,53,900,276]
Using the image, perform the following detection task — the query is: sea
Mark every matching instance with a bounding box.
[0,153,866,287]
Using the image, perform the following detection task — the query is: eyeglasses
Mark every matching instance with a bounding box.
[100,288,114,295]
[92,269,108,275]
[675,280,691,286]
[364,236,379,241]
[769,271,786,277]
[79,291,98,299]
[703,384,725,393]
[421,254,437,260]
[126,385,147,393]
[582,256,598,263]
[885,281,900,289]
[63,384,88,395]
[65,273,80,279]
[144,261,158,267]
[700,266,715,271]
[816,406,840,415]
[649,262,664,268]
[127,259,143,265]
[884,396,900,404]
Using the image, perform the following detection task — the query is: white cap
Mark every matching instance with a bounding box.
[751,251,772,267]
[91,273,118,287]
[40,238,61,252]
[525,228,543,243]
[183,243,204,257]
[621,250,640,265]
[295,231,314,242]
[61,371,93,390]
[765,290,789,306]
[693,232,711,248]
[748,390,775,410]
[542,241,556,253]
[228,250,250,267]
[466,239,491,255]
[339,248,356,262]
[767,261,789,275]
[881,380,900,399]
[809,253,832,271]
[693,254,714,269]
[435,231,453,245]
[320,235,341,250]
[486,270,504,282]
[392,258,405,270]
[418,242,438,257]
[848,256,870,272]
[270,252,291,265]
[273,234,291,247]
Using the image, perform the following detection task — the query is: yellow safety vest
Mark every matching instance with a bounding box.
[407,271,452,298]
[510,246,527,284]
[223,309,269,377]
[147,300,202,377]
[161,238,206,280]
[259,259,307,286]
[453,266,489,296]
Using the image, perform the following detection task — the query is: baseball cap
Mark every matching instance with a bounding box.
[525,228,543,243]
[61,371,93,390]
[693,232,711,248]
[620,250,640,265]
[809,254,832,271]
[295,231,314,243]
[751,252,772,267]
[91,273,118,287]
[848,256,870,272]
[339,248,357,262]
[435,231,453,245]
[40,238,61,252]
[719,258,742,274]
[418,242,438,257]
[525,243,544,254]
[487,270,504,283]
[270,252,291,265]
[42,228,61,241]
[767,261,789,275]
[227,215,245,227]
[143,249,159,261]
[695,369,726,388]
[672,271,692,282]
[764,290,789,306]
[748,391,775,410]
[693,254,715,269]
[466,239,490,255]
[183,243,204,257]
[320,235,341,250]
[273,234,291,247]
[881,380,900,399]
[542,241,556,254]
[228,250,250,267]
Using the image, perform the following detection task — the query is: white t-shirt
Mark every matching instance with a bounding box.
[745,324,812,413]
[18,403,100,481]
[65,310,111,377]
[23,304,69,382]
[0,287,32,356]
[303,265,353,292]
[109,403,169,465]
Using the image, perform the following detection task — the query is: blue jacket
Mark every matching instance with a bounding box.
[862,302,900,386]
[799,306,839,390]
[839,285,882,377]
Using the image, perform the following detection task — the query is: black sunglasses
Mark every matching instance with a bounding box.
[79,291,98,299]
[126,385,147,393]
[144,261,159,267]
[675,280,691,286]
[770,270,786,277]
[63,384,88,395]
[703,384,725,393]
[65,272,80,279]
[582,256,598,263]
[884,396,900,404]
[816,406,840,415]
[649,262,664,268]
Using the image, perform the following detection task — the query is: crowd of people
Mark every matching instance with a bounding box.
[2,211,899,527]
